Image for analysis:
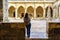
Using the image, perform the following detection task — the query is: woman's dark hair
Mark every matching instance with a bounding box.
[25,13,28,18]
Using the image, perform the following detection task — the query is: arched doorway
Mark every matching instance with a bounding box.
[27,6,34,18]
[36,6,43,18]
[8,6,15,18]
[17,6,25,18]
[45,7,53,18]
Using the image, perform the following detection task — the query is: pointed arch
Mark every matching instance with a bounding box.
[8,6,15,17]
[36,6,43,18]
[17,6,25,18]
[27,6,34,18]
[45,6,53,18]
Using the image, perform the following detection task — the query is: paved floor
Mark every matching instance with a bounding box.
[25,20,48,38]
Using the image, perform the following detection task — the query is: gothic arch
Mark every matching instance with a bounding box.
[36,6,43,18]
[17,6,25,18]
[27,6,34,18]
[45,6,53,18]
[8,6,15,17]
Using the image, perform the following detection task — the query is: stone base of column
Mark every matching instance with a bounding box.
[3,18,9,22]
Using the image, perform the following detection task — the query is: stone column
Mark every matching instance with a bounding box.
[57,6,59,18]
[3,0,9,22]
[24,4,27,18]
[25,4,27,13]
[53,8,56,19]
[59,7,60,19]
[56,6,58,18]
[53,3,58,19]
[47,6,51,20]
[15,8,17,19]
[43,8,45,19]
[34,4,36,19]
[43,3,45,19]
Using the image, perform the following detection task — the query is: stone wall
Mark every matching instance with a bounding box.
[49,23,60,40]
[0,23,25,40]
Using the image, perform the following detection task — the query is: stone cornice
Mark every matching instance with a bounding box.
[8,2,54,4]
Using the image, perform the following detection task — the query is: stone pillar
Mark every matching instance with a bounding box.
[43,8,45,19]
[24,4,27,18]
[43,3,45,19]
[47,6,51,20]
[3,0,9,22]
[15,8,17,19]
[56,6,58,18]
[53,8,56,19]
[34,4,36,19]
[34,8,36,19]
[54,6,58,19]
[25,4,27,13]
[59,7,60,19]
[57,6,59,18]
[53,6,58,19]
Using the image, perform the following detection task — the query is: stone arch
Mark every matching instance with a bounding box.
[45,6,53,18]
[27,6,34,18]
[36,6,43,18]
[8,6,15,17]
[17,6,25,18]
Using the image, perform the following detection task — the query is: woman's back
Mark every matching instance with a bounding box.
[24,13,30,25]
[24,17,30,25]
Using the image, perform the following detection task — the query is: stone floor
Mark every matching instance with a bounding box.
[25,28,60,40]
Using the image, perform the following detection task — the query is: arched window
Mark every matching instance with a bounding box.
[17,6,25,18]
[36,6,43,18]
[8,6,15,18]
[45,7,53,18]
[27,6,34,18]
